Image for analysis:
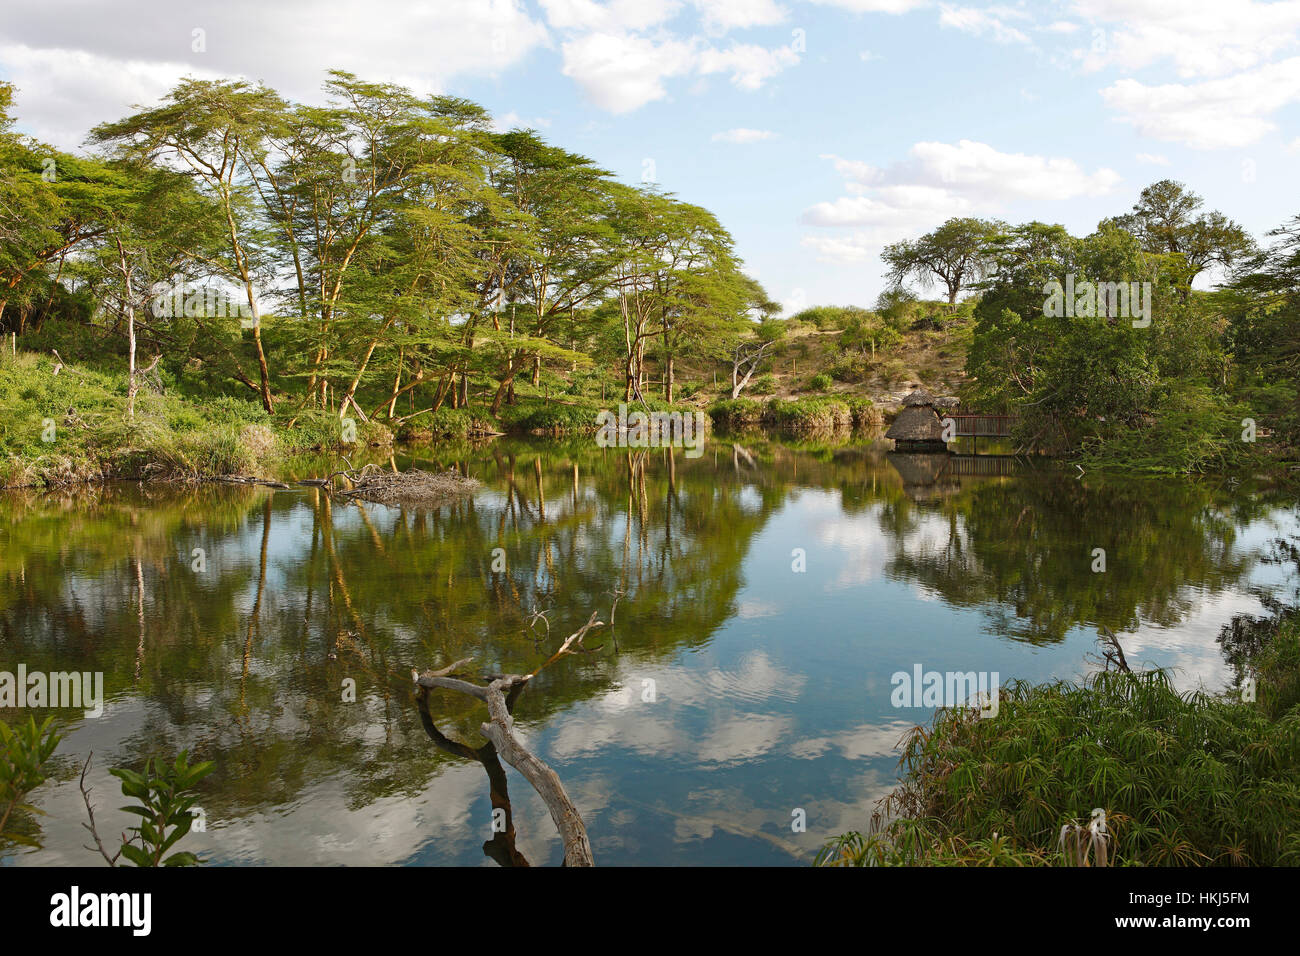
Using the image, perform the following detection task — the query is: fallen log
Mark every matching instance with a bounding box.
[413,611,605,866]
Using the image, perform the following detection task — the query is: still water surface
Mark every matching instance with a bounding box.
[2,438,1297,865]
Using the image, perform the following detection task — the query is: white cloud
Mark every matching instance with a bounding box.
[696,42,800,90]
[1044,20,1080,34]
[801,140,1120,264]
[0,0,548,150]
[1135,152,1170,165]
[0,44,223,150]
[938,4,1031,44]
[819,152,884,191]
[712,127,777,142]
[539,0,682,32]
[558,32,798,110]
[806,0,929,13]
[905,139,1121,199]
[558,32,697,112]
[1072,0,1300,78]
[1101,57,1300,149]
[803,183,963,227]
[691,0,788,33]
[546,0,801,111]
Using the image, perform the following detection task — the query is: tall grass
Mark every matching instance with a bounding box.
[817,640,1300,866]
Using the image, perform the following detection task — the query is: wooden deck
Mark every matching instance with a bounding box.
[944,413,1017,438]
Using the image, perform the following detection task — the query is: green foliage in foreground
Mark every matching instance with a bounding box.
[1,715,214,863]
[109,751,214,867]
[818,623,1300,866]
[0,716,61,846]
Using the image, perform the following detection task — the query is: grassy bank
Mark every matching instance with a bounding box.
[817,612,1300,866]
[0,350,391,488]
[0,349,716,488]
[709,395,882,432]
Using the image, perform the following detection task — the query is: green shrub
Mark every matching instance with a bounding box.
[1,716,62,847]
[818,661,1300,867]
[829,355,870,383]
[708,397,763,429]
[763,397,851,431]
[847,397,883,428]
[108,751,214,867]
[502,398,603,434]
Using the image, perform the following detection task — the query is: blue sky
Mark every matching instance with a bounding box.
[3,0,1298,311]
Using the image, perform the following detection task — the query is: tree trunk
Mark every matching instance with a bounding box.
[247,299,274,413]
[491,360,517,417]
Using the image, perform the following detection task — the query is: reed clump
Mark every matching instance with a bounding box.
[818,625,1300,866]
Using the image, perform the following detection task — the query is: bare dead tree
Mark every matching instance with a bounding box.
[730,340,775,399]
[412,610,607,866]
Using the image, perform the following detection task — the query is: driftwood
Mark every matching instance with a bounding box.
[413,611,606,866]
[414,674,532,866]
[326,462,479,506]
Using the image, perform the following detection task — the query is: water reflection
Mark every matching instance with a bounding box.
[1,438,1295,865]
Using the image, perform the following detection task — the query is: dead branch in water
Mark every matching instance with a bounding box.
[412,610,608,866]
[79,753,124,867]
[414,667,532,867]
[1095,624,1131,673]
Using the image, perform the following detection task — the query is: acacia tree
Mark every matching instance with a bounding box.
[491,132,617,398]
[1110,180,1255,285]
[265,75,477,416]
[78,164,217,419]
[882,217,1005,308]
[648,198,746,402]
[91,79,289,412]
[0,85,112,334]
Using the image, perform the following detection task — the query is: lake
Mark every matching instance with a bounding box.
[2,437,1297,866]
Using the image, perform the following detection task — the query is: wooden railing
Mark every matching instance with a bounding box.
[944,413,1017,438]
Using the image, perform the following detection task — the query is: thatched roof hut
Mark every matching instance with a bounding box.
[885,388,947,449]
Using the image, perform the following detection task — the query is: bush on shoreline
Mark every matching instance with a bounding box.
[709,396,867,433]
[817,615,1300,867]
